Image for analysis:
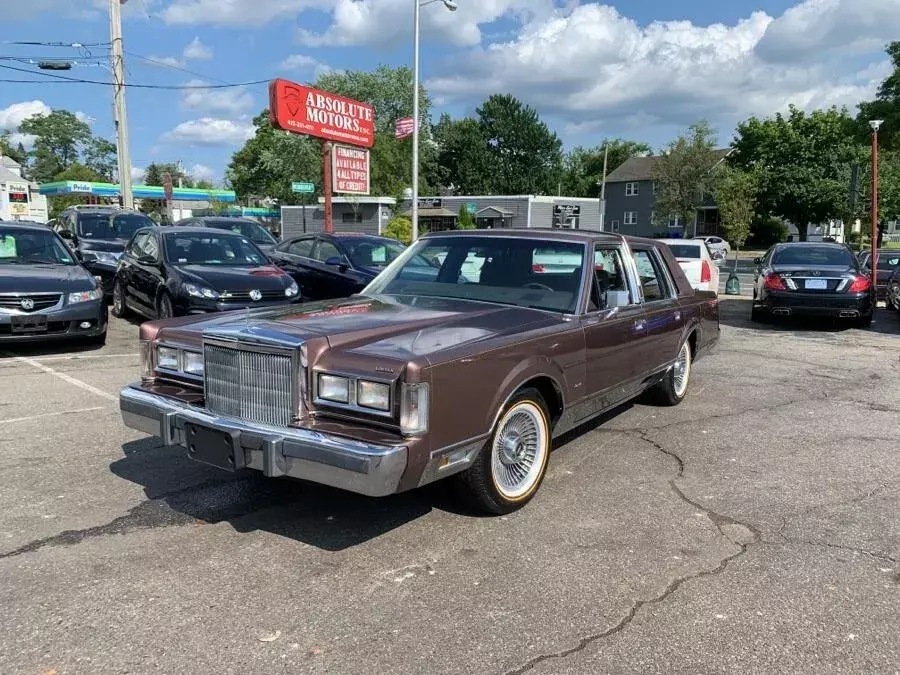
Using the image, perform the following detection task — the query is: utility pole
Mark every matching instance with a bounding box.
[599,143,609,231]
[109,0,134,210]
[870,120,883,291]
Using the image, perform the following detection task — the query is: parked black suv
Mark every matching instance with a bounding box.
[53,206,156,297]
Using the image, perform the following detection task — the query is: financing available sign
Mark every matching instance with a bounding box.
[332,145,370,195]
[269,79,375,149]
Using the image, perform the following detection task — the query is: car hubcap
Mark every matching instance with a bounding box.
[673,342,691,398]
[491,402,547,500]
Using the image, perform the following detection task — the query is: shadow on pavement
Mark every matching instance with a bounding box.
[717,296,900,335]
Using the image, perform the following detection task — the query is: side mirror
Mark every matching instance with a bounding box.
[325,256,348,272]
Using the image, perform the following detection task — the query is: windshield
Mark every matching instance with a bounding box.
[668,244,702,259]
[364,236,586,313]
[78,213,155,240]
[203,219,277,246]
[340,237,405,268]
[772,246,854,267]
[164,232,267,266]
[0,228,76,265]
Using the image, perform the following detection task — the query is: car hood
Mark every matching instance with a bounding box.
[79,238,127,253]
[144,294,563,365]
[0,263,96,293]
[173,264,293,291]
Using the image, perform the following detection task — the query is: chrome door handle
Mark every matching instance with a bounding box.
[674,311,681,321]
[634,320,646,331]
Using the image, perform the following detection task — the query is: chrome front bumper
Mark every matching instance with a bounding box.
[119,385,408,497]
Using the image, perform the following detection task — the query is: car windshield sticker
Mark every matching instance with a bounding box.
[0,235,16,258]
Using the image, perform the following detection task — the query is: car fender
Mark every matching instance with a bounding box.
[484,355,567,432]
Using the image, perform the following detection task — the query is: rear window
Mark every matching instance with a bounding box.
[772,246,854,266]
[668,244,702,259]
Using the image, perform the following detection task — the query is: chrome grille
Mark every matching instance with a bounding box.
[204,343,294,427]
[0,293,61,312]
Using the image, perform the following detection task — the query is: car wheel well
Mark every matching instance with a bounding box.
[516,377,563,427]
[687,329,699,361]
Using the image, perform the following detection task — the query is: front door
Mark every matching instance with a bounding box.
[631,247,684,376]
[581,245,649,418]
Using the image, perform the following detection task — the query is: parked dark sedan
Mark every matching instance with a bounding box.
[0,221,107,344]
[857,249,900,303]
[171,217,278,254]
[112,227,300,320]
[270,233,412,300]
[886,265,900,311]
[751,242,874,326]
[53,206,156,296]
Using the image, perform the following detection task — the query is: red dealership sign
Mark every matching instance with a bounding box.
[332,144,370,195]
[269,78,374,148]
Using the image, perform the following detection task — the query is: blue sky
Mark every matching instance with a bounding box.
[1,0,896,186]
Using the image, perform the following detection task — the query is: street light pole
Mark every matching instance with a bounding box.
[109,0,134,209]
[411,0,457,243]
[870,119,883,291]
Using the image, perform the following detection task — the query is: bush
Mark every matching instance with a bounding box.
[384,216,412,245]
[747,217,788,249]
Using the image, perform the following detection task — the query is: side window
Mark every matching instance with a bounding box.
[128,232,148,258]
[287,238,314,257]
[143,233,160,261]
[313,239,342,263]
[632,249,673,303]
[589,246,633,310]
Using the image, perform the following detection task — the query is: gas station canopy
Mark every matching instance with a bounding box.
[38,180,237,202]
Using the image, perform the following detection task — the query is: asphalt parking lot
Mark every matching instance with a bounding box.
[1,297,898,674]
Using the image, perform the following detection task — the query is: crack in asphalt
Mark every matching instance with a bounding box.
[0,476,300,560]
[775,483,894,543]
[764,539,898,564]
[504,431,760,675]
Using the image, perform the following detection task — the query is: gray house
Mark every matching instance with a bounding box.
[604,150,731,238]
[281,197,396,239]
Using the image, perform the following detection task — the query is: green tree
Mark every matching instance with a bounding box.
[476,94,563,194]
[144,162,194,188]
[653,121,720,234]
[731,105,859,241]
[383,215,412,244]
[457,204,475,229]
[227,110,322,205]
[82,137,117,182]
[856,42,900,150]
[19,110,93,182]
[714,166,758,264]
[562,139,652,197]
[433,115,491,194]
[0,131,28,165]
[880,151,900,221]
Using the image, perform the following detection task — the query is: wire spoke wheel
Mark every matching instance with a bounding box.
[673,341,691,398]
[490,401,548,501]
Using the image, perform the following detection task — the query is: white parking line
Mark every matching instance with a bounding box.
[0,407,105,425]
[23,353,138,363]
[2,353,117,402]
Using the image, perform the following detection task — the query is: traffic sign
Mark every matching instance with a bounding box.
[291,181,315,194]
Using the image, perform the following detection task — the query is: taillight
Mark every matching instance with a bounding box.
[764,273,786,290]
[848,275,871,293]
[532,264,545,273]
[700,260,711,283]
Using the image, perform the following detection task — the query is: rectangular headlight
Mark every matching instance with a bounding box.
[358,380,391,411]
[400,382,429,435]
[183,351,204,376]
[157,346,179,370]
[318,374,350,403]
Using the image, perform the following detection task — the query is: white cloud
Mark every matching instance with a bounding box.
[296,0,554,48]
[161,0,325,26]
[146,55,185,68]
[183,36,213,60]
[163,118,254,145]
[278,54,334,78]
[75,111,96,126]
[9,133,37,150]
[180,80,254,114]
[424,2,892,135]
[0,100,51,130]
[189,163,216,182]
[132,166,146,182]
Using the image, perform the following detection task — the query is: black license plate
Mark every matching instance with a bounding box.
[11,314,48,333]
[184,423,245,471]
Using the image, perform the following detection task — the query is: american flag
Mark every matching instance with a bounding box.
[395,117,415,140]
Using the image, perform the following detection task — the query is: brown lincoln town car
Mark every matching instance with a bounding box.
[120,229,719,514]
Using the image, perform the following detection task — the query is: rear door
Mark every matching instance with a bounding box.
[631,246,684,375]
[272,236,317,295]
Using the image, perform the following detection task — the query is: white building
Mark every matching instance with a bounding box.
[0,156,49,223]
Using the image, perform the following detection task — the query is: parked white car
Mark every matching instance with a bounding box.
[660,239,720,294]
[696,235,731,257]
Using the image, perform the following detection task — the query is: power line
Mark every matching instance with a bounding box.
[1,40,111,47]
[0,63,269,89]
[125,51,232,85]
